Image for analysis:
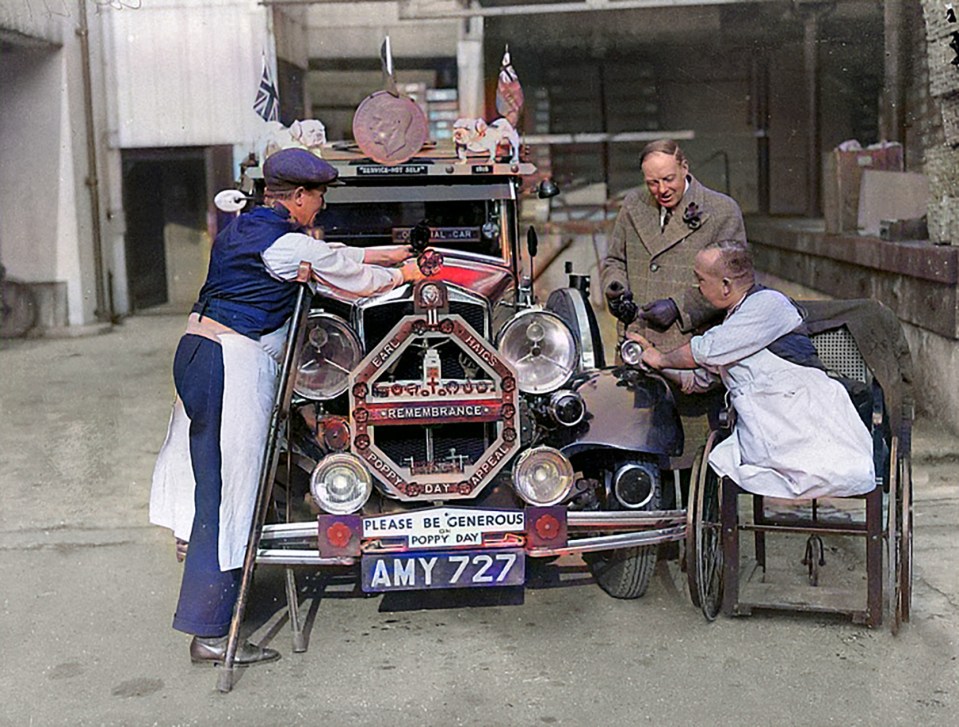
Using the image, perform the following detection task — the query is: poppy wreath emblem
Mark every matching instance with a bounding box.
[535,513,561,541]
[683,203,702,230]
[326,522,353,549]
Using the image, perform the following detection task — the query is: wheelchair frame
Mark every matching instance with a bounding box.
[687,325,913,632]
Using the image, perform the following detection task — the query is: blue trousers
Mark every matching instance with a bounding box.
[171,335,241,637]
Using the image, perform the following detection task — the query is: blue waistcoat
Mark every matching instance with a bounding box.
[193,206,300,339]
[745,284,824,370]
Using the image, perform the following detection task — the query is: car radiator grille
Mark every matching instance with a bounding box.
[374,423,491,468]
[361,298,493,473]
[361,299,489,380]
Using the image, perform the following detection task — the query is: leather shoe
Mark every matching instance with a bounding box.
[190,635,280,667]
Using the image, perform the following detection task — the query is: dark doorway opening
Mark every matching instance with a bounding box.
[122,147,233,311]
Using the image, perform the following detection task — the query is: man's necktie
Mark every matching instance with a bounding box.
[662,208,672,231]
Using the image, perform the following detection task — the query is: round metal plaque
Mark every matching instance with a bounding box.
[417,249,444,277]
[353,91,429,165]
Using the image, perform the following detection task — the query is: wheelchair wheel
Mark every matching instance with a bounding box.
[1,279,37,339]
[686,447,703,609]
[886,434,899,633]
[687,433,724,620]
[895,447,913,631]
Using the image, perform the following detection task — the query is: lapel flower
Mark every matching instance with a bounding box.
[682,202,702,230]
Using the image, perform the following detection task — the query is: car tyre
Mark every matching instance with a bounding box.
[584,545,657,599]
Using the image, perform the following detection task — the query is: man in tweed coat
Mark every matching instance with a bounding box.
[601,139,746,470]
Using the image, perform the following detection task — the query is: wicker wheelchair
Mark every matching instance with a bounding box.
[686,299,914,632]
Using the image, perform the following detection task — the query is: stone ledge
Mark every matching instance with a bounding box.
[746,216,959,339]
[746,216,958,284]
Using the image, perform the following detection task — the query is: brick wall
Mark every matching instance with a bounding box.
[919,0,959,243]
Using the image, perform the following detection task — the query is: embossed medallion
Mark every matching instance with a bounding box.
[353,91,429,165]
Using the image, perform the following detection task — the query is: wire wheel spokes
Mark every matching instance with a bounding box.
[686,446,705,608]
[696,466,724,621]
[687,434,724,621]
[1,280,37,339]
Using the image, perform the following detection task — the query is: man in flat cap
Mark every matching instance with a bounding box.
[150,148,422,667]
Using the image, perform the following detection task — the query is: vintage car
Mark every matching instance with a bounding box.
[247,147,687,617]
[216,147,913,698]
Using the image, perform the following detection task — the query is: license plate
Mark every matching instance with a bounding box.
[361,548,525,593]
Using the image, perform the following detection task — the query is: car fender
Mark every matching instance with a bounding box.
[560,368,683,458]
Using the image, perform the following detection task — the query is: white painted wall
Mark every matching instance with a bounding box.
[0,10,105,328]
[55,56,89,328]
[0,0,64,44]
[107,0,271,149]
[0,47,61,283]
[2,0,274,329]
[457,15,484,120]
[273,4,310,70]
[304,1,460,59]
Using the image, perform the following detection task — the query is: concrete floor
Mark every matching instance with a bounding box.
[0,313,957,726]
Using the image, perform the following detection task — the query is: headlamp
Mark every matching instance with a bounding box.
[309,453,372,515]
[294,313,363,399]
[512,446,575,506]
[497,310,577,394]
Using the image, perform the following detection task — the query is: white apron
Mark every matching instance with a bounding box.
[707,349,876,499]
[149,324,287,571]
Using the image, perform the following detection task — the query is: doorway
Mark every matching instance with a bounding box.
[122,148,222,311]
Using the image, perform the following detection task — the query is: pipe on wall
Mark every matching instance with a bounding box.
[77,0,111,322]
[802,9,821,218]
[882,0,905,145]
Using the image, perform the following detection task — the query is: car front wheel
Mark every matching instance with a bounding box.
[584,545,657,599]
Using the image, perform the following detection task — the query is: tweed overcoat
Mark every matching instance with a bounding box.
[600,175,745,468]
[601,174,746,350]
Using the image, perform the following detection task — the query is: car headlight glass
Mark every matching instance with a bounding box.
[620,340,644,367]
[294,313,362,400]
[548,390,585,427]
[512,446,575,506]
[613,462,657,509]
[497,310,577,394]
[309,453,372,514]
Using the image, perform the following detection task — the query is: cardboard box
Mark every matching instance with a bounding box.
[822,144,903,234]
[858,170,929,237]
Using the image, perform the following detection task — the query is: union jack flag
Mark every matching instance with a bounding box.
[254,54,280,122]
[495,45,524,128]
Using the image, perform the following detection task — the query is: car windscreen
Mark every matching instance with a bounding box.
[317,182,515,260]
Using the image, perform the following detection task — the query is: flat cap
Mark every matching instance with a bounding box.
[263,148,341,191]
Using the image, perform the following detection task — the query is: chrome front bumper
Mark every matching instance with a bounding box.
[256,509,687,566]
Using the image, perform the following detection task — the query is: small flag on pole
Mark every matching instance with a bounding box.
[380,35,398,96]
[496,45,524,128]
[254,53,280,122]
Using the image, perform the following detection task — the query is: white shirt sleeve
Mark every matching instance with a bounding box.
[690,289,802,368]
[662,367,720,394]
[261,233,401,297]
